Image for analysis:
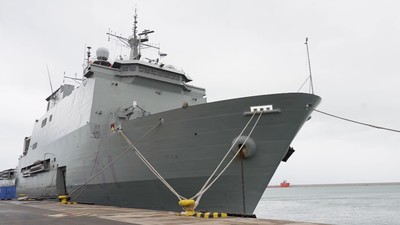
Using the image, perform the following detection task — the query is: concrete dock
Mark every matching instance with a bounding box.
[0,200,326,225]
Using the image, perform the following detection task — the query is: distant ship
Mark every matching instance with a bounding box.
[0,11,320,214]
[280,180,290,187]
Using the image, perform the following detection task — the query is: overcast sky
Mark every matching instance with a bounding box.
[1,0,399,185]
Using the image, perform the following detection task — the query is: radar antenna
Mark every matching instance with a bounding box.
[106,8,166,61]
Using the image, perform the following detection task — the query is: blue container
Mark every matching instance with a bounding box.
[0,186,16,200]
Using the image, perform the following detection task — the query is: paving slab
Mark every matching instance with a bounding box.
[0,200,327,225]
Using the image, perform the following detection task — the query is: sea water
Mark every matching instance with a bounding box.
[254,184,400,225]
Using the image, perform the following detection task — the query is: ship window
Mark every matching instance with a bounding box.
[138,65,181,81]
[41,118,47,128]
[49,115,53,122]
[121,65,129,72]
[32,142,38,150]
[129,65,136,71]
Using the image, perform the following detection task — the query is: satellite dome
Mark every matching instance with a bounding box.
[96,47,109,60]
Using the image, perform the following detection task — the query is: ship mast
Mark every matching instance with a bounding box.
[107,9,157,60]
[129,9,139,60]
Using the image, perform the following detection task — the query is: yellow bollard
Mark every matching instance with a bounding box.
[178,199,196,216]
[178,199,195,206]
[58,195,68,203]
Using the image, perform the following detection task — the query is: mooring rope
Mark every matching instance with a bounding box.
[306,106,400,133]
[119,130,186,200]
[191,110,264,203]
[191,110,258,200]
[67,120,163,199]
[71,137,104,200]
[118,109,263,209]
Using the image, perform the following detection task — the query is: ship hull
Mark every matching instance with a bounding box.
[15,92,320,214]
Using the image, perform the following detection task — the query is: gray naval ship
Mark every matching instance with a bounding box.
[0,14,320,214]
